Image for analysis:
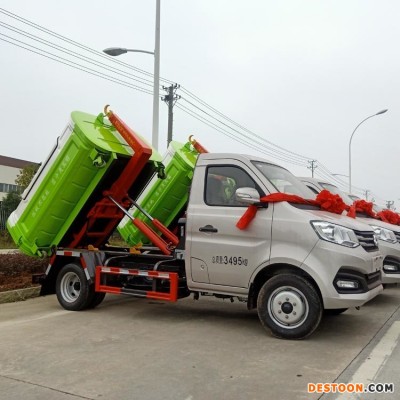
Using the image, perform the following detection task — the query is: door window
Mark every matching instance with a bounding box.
[205,166,262,206]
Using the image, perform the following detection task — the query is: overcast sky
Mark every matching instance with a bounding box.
[0,0,399,208]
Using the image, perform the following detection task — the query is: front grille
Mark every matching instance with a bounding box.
[394,231,400,243]
[354,230,379,252]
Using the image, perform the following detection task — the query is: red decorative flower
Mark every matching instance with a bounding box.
[314,190,348,215]
[353,200,376,218]
[377,210,400,225]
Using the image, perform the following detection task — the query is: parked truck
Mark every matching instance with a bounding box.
[300,177,400,284]
[7,107,383,339]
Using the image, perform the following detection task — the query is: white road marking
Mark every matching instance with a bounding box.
[334,321,400,399]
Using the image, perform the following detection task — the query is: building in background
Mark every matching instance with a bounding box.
[0,155,36,201]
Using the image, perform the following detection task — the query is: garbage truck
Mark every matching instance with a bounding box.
[7,106,383,339]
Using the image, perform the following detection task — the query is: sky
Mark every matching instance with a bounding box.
[0,0,399,208]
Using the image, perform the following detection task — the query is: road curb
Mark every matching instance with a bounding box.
[0,249,19,254]
[0,286,41,304]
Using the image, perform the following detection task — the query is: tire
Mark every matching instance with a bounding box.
[324,308,348,316]
[257,274,323,340]
[86,292,106,309]
[56,263,95,311]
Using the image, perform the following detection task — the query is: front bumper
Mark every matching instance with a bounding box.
[301,239,383,309]
[378,241,400,283]
[323,284,383,309]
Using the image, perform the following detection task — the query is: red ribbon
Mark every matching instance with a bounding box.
[350,199,376,218]
[348,200,400,225]
[237,190,348,229]
[376,209,400,225]
[237,190,400,229]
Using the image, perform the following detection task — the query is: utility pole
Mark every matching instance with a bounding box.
[162,83,181,146]
[364,189,370,201]
[307,160,317,177]
[386,200,395,210]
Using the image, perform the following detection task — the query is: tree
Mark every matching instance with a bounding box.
[15,163,40,190]
[2,191,21,213]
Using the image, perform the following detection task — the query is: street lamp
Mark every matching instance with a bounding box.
[103,0,161,150]
[348,109,388,194]
[103,48,154,56]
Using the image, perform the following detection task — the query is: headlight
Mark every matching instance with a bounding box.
[311,221,360,248]
[370,225,397,244]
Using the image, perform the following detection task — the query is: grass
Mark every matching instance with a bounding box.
[0,230,15,249]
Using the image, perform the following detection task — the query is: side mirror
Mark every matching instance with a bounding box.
[235,187,260,204]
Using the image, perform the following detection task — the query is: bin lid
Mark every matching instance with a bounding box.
[169,140,198,168]
[71,111,162,161]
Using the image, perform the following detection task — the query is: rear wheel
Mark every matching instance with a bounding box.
[257,274,322,340]
[56,263,95,311]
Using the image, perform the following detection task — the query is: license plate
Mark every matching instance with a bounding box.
[373,255,383,272]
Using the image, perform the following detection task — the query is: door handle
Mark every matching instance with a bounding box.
[199,225,218,233]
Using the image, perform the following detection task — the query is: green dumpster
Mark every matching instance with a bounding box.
[7,111,161,257]
[118,140,198,246]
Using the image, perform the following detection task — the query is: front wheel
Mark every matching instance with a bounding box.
[257,274,322,340]
[56,263,95,311]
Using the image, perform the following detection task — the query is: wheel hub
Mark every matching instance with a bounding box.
[60,271,81,303]
[269,287,308,327]
[281,302,293,314]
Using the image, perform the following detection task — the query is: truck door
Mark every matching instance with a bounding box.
[187,163,272,288]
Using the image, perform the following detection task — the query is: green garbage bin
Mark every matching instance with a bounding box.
[7,111,161,257]
[118,140,198,246]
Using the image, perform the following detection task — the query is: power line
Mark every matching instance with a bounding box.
[180,87,378,196]
[0,7,387,200]
[0,35,154,95]
[0,7,174,84]
[176,103,306,166]
[180,87,312,162]
[0,20,156,88]
[0,7,331,170]
[0,14,306,164]
[180,96,308,165]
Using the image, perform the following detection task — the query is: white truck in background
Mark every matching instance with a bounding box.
[300,177,400,284]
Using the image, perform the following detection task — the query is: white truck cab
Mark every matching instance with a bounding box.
[300,176,400,284]
[185,154,382,338]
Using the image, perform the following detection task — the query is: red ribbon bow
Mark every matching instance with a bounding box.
[237,190,348,230]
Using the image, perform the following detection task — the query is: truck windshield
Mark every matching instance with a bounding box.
[252,161,315,198]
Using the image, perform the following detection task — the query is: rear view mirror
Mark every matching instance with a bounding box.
[235,187,260,204]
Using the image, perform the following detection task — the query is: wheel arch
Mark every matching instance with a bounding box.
[247,263,323,310]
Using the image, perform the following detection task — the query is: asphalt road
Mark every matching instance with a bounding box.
[1,286,400,400]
